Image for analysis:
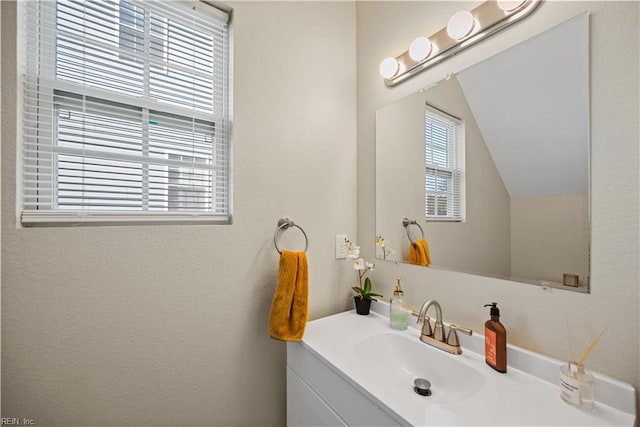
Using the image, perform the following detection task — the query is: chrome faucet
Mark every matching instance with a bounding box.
[416,299,472,355]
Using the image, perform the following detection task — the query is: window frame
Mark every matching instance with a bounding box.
[19,0,234,226]
[424,104,465,222]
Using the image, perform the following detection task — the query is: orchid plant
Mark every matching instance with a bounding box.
[375,235,396,261]
[344,239,383,301]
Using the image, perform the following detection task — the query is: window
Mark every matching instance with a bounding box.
[21,0,232,225]
[424,105,465,221]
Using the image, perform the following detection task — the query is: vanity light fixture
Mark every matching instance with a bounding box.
[379,0,542,86]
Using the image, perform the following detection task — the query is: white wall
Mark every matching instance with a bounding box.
[357,0,639,402]
[1,1,356,425]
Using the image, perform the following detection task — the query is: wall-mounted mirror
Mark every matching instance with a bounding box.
[375,13,590,292]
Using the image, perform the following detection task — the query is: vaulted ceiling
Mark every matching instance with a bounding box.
[457,13,589,198]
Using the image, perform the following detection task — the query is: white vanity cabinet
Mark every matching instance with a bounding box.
[287,342,403,427]
[287,367,346,427]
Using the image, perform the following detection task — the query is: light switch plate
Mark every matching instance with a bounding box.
[335,235,348,259]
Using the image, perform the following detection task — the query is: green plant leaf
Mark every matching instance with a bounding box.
[369,292,383,298]
[351,286,363,295]
[364,277,371,295]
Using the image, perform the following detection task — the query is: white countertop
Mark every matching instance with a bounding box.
[300,303,636,426]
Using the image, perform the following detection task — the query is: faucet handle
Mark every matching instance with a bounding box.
[446,325,473,347]
[450,325,472,336]
[419,316,433,337]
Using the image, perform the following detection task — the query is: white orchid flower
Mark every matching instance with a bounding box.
[347,245,360,259]
[365,262,375,271]
[352,258,365,270]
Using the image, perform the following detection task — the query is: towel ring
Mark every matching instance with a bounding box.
[403,217,425,243]
[274,217,309,254]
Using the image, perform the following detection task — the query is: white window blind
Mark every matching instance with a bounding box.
[425,105,465,221]
[21,0,232,225]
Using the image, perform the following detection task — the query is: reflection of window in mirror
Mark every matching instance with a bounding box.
[424,105,465,222]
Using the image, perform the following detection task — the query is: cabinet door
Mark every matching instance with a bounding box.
[287,367,347,427]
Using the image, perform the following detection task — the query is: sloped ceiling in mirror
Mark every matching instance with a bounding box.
[457,13,589,198]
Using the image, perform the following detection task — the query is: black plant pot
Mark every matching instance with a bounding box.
[354,296,372,315]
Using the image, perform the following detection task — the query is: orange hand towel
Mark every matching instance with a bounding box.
[269,250,309,341]
[408,239,431,267]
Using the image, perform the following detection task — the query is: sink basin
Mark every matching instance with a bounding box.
[354,333,486,403]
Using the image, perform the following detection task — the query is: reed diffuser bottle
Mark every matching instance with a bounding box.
[560,361,594,410]
[559,327,605,410]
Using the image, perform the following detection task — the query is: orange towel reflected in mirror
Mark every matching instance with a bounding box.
[408,239,431,267]
[269,250,308,341]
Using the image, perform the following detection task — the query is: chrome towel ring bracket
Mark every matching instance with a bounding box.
[274,217,309,254]
[403,217,425,243]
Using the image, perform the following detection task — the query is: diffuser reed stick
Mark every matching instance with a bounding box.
[565,315,574,360]
[578,327,607,365]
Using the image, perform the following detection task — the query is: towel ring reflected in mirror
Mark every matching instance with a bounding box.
[403,217,425,243]
[274,217,309,254]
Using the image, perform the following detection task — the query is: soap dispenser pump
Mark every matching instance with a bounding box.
[389,278,409,330]
[484,302,507,373]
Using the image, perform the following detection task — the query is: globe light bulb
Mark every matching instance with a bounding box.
[497,0,526,12]
[379,57,399,79]
[409,37,432,62]
[447,10,476,40]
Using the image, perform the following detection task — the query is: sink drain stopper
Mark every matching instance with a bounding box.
[413,378,432,396]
